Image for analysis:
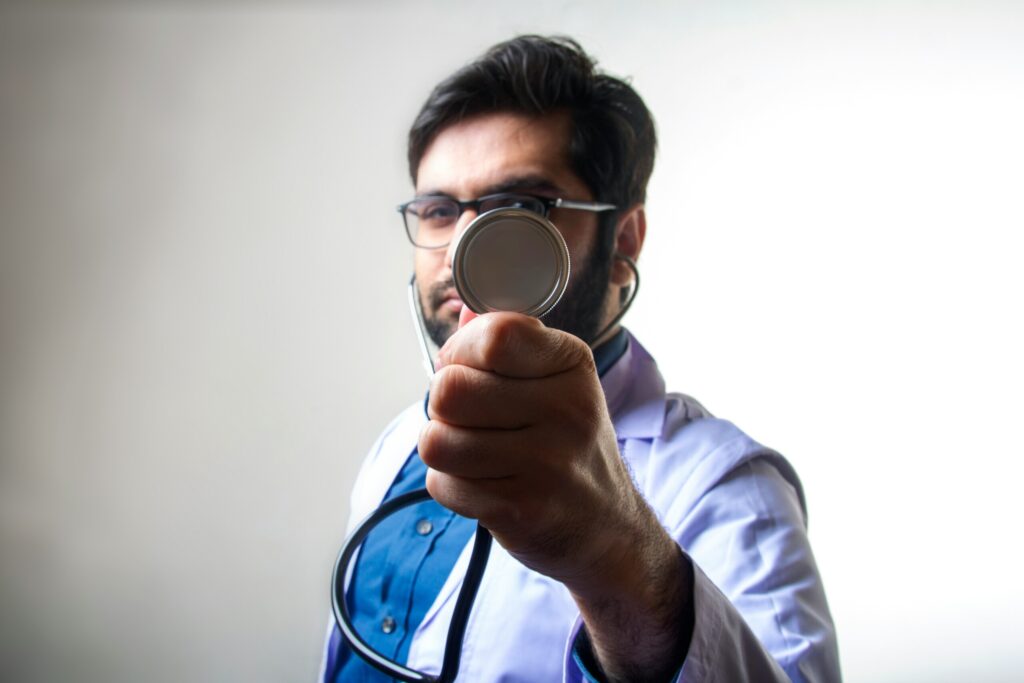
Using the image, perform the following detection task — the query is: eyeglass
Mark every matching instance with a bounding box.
[397,192,617,249]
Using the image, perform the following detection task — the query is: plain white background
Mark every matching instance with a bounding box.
[1,2,1021,681]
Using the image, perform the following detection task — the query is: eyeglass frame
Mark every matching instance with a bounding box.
[397,192,618,249]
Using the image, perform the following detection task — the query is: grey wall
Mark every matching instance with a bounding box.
[1,2,1022,682]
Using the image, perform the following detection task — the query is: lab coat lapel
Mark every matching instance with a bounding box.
[602,331,667,440]
[345,402,427,535]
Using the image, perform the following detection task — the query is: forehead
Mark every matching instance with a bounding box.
[415,111,589,198]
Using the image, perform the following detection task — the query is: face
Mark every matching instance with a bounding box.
[413,111,615,346]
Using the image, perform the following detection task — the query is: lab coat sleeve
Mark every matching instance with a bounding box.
[561,566,789,683]
[563,458,840,683]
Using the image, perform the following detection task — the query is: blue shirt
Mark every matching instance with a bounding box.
[331,331,628,682]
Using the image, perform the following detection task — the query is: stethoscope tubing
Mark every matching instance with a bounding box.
[332,489,493,683]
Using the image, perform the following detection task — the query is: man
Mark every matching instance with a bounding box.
[321,36,839,682]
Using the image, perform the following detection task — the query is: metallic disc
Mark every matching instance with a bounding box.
[452,208,571,317]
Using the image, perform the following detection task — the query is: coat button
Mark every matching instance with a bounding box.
[416,518,433,535]
[381,616,396,634]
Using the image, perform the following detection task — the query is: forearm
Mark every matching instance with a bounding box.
[569,508,695,683]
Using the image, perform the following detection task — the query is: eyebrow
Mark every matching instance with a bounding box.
[416,174,564,199]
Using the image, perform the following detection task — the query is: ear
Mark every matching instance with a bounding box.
[610,204,646,286]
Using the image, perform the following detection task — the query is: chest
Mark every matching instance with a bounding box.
[406,544,580,681]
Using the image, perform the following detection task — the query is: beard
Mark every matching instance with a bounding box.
[420,238,614,348]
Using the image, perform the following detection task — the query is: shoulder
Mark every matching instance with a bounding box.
[346,400,427,525]
[367,400,427,463]
[608,335,805,527]
[632,407,805,524]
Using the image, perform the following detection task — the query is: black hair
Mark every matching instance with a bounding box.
[407,35,657,213]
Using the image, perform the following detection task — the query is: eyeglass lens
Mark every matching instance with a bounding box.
[404,195,546,248]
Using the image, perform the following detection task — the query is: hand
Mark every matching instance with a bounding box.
[421,312,692,681]
[422,311,632,584]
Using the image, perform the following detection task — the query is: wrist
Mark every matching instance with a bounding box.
[568,505,694,683]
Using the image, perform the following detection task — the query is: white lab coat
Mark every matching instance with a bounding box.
[321,332,840,682]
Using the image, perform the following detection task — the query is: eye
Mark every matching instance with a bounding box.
[481,194,546,215]
[415,198,458,223]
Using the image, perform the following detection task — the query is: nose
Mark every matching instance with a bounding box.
[443,208,479,269]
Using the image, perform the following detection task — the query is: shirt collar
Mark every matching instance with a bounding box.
[600,330,667,439]
[593,328,629,377]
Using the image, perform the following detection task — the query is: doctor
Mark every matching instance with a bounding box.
[321,35,840,682]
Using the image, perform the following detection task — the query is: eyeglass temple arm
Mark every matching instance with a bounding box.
[552,198,617,212]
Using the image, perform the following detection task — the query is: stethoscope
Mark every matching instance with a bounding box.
[332,207,639,682]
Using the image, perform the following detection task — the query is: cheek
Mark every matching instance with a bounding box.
[558,222,599,281]
[414,250,445,282]
[569,239,593,272]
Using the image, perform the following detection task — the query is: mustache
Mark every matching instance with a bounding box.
[426,279,457,311]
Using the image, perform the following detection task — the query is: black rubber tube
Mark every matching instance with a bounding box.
[331,488,493,683]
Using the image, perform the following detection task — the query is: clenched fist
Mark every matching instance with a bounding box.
[420,312,692,683]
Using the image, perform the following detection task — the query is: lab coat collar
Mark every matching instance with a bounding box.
[601,330,667,440]
[345,402,427,536]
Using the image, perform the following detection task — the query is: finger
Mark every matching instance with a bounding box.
[425,469,515,523]
[419,419,533,479]
[437,312,594,379]
[458,304,478,328]
[427,363,547,429]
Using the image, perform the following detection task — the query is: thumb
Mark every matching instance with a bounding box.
[458,304,479,329]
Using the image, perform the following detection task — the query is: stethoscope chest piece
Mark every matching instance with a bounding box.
[452,208,571,318]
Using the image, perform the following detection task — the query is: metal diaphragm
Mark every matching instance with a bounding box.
[451,208,571,318]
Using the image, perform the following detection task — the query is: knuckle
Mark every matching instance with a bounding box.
[559,331,595,373]
[418,421,444,467]
[429,365,469,420]
[419,421,440,464]
[576,341,597,374]
[426,470,473,518]
[424,468,449,504]
[538,328,592,377]
[478,314,526,368]
[479,319,511,367]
